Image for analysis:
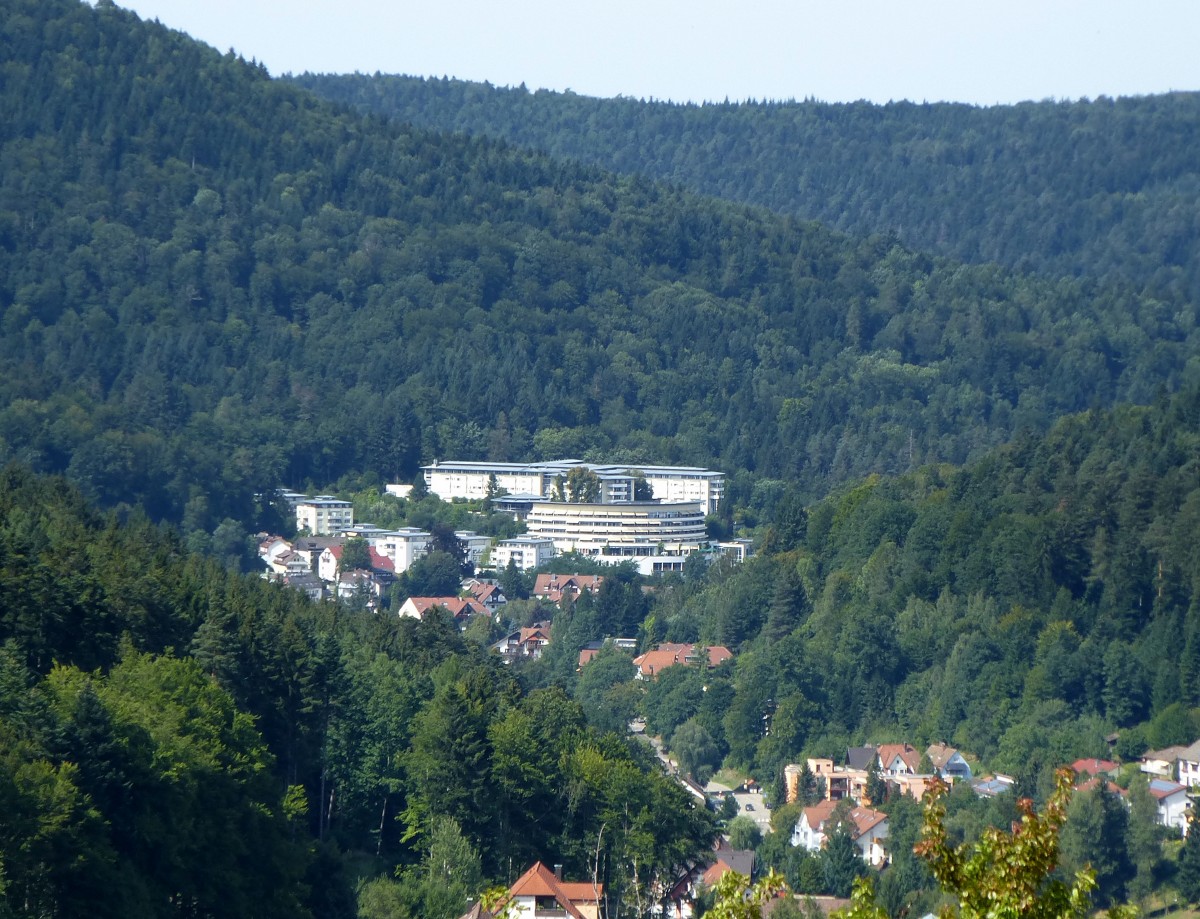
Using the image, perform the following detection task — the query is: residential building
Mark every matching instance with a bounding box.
[1069,758,1118,781]
[632,643,733,680]
[456,530,491,572]
[791,801,889,867]
[926,743,973,782]
[423,459,725,514]
[876,743,921,776]
[1142,740,1200,788]
[294,496,353,535]
[464,580,507,612]
[398,596,490,624]
[492,623,552,662]
[1149,779,1191,834]
[468,861,603,919]
[492,536,557,571]
[372,528,431,574]
[533,574,604,605]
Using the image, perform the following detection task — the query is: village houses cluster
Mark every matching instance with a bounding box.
[258,459,746,618]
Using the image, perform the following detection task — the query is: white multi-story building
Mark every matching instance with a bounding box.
[525,500,708,559]
[371,528,430,574]
[294,496,353,536]
[422,460,724,514]
[491,536,557,571]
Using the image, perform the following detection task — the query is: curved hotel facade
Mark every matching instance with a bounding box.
[525,500,709,558]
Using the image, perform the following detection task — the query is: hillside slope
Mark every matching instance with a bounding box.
[293,74,1200,301]
[1,0,1196,543]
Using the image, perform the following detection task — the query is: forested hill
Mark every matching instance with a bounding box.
[637,381,1200,794]
[2,0,1199,544]
[0,463,713,917]
[291,74,1200,301]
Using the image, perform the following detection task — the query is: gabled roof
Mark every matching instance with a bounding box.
[405,596,489,618]
[877,743,920,773]
[1070,757,1118,777]
[470,582,505,604]
[632,643,733,677]
[1076,776,1127,797]
[925,743,961,770]
[702,841,755,886]
[847,745,877,770]
[800,799,838,831]
[504,861,600,919]
[799,801,887,840]
[848,805,888,837]
[1149,778,1188,800]
[533,574,604,602]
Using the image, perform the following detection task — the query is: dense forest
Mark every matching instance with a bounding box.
[291,73,1200,302]
[536,383,1200,912]
[0,464,713,917]
[6,1,1200,915]
[3,0,1200,551]
[7,381,1200,914]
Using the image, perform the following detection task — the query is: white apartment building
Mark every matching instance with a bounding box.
[491,536,558,571]
[371,528,430,574]
[525,500,708,558]
[294,496,353,536]
[422,460,724,514]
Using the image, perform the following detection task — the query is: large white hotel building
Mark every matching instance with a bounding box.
[421,460,724,515]
[422,460,724,574]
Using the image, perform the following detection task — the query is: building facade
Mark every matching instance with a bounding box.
[525,500,709,558]
[294,496,353,536]
[492,536,558,571]
[423,460,724,514]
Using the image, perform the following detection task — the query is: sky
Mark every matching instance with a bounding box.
[112,0,1199,106]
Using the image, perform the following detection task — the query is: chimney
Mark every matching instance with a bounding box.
[553,864,563,881]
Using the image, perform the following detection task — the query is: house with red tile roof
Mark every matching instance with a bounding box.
[398,596,490,623]
[462,861,602,919]
[632,643,733,680]
[492,623,552,662]
[876,743,921,776]
[790,801,889,866]
[1070,758,1119,779]
[533,574,604,605]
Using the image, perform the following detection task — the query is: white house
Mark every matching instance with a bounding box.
[491,861,602,919]
[1149,779,1191,834]
[925,743,973,782]
[791,800,889,867]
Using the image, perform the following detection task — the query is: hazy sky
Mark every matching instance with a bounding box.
[113,0,1198,106]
